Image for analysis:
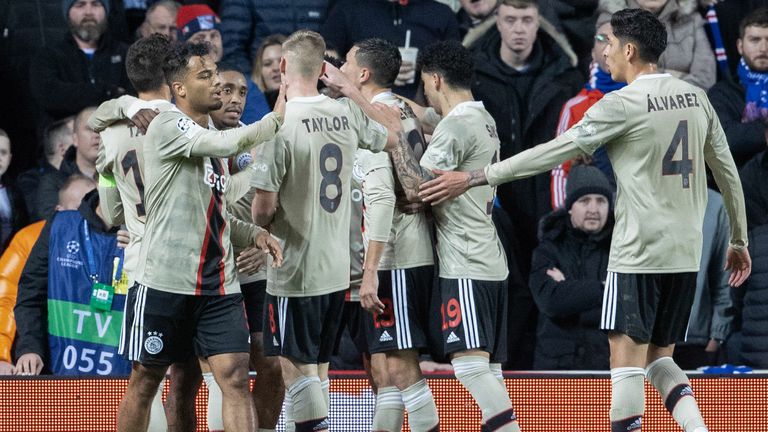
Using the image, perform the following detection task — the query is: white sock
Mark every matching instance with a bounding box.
[401,380,439,432]
[147,378,166,432]
[610,367,645,431]
[646,357,707,432]
[452,356,519,431]
[372,386,405,432]
[203,372,224,431]
[283,390,295,432]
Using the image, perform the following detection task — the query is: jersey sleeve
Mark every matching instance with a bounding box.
[562,92,628,155]
[225,166,254,205]
[703,99,749,249]
[152,112,281,160]
[88,95,137,132]
[363,166,396,243]
[420,122,463,171]
[227,212,263,248]
[249,137,288,193]
[341,98,387,152]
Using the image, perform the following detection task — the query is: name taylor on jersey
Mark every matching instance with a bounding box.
[301,115,351,134]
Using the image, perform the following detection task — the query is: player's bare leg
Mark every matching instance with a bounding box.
[207,352,258,432]
[118,362,169,432]
[608,332,648,432]
[199,358,225,432]
[280,357,328,432]
[369,352,404,432]
[166,357,202,432]
[387,349,439,431]
[451,349,520,432]
[250,332,284,431]
[646,343,708,432]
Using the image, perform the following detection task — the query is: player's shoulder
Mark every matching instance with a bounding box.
[147,108,200,137]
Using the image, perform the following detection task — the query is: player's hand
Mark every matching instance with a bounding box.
[373,102,404,136]
[419,169,471,204]
[360,270,384,315]
[236,247,267,275]
[131,108,159,135]
[14,353,44,375]
[256,230,283,268]
[394,61,415,87]
[273,81,287,122]
[705,339,721,353]
[320,61,354,95]
[0,360,14,375]
[725,246,751,287]
[547,267,566,282]
[116,229,130,249]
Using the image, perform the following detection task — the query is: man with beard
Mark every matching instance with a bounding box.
[708,7,768,168]
[30,0,131,129]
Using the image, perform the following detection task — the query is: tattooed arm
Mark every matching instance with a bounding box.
[388,130,436,202]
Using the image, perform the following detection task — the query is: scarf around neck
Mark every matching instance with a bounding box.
[738,57,768,123]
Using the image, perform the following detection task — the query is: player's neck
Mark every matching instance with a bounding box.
[175,102,209,128]
[361,85,390,102]
[440,89,475,116]
[138,87,171,102]
[625,63,659,84]
[285,77,320,100]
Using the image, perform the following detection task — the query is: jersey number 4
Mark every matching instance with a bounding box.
[662,120,693,189]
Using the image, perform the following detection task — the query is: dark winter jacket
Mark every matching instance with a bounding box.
[528,208,612,370]
[708,78,767,167]
[472,26,582,277]
[34,147,89,222]
[0,180,29,253]
[321,0,460,98]
[29,32,131,122]
[739,150,768,230]
[16,160,58,221]
[736,223,768,368]
[220,0,331,75]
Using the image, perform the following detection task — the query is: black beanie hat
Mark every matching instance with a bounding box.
[565,165,612,210]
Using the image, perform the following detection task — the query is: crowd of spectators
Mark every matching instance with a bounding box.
[1,0,768,375]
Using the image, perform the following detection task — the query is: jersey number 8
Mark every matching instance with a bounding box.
[319,143,343,213]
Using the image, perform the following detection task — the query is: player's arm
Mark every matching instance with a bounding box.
[88,95,138,132]
[228,213,283,268]
[249,137,286,227]
[157,112,282,160]
[703,103,751,286]
[94,136,125,227]
[388,130,437,202]
[419,93,628,204]
[321,62,404,148]
[360,166,397,315]
[394,95,441,135]
[224,165,253,205]
[252,189,278,227]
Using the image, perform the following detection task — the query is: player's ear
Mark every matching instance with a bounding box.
[279,57,287,74]
[360,68,370,84]
[433,73,442,92]
[624,42,634,61]
[172,81,185,98]
[319,61,327,77]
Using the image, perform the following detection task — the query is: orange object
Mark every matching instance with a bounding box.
[0,221,45,363]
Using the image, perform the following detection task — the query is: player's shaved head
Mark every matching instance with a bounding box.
[282,30,326,79]
[57,174,96,210]
[73,106,97,133]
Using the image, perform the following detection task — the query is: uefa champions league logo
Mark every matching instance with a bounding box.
[66,240,80,254]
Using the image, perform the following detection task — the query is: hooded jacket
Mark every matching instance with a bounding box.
[528,208,613,370]
[736,223,768,368]
[709,78,768,168]
[598,0,715,89]
[471,24,582,277]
